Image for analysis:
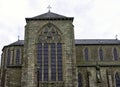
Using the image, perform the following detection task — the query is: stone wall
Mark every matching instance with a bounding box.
[76,44,120,87]
[76,45,120,63]
[6,68,21,87]
[1,45,23,87]
[77,67,120,87]
[22,20,77,87]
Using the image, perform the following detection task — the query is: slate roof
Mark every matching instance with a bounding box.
[2,40,24,50]
[26,11,74,20]
[7,40,24,46]
[5,39,120,47]
[75,39,120,45]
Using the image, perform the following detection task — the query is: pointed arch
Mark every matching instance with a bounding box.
[113,48,118,61]
[37,23,63,82]
[16,49,20,64]
[84,47,89,61]
[99,47,103,61]
[115,72,120,87]
[38,23,63,43]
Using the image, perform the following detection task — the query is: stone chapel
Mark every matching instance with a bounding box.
[1,11,120,87]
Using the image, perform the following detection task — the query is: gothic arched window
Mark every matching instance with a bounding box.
[113,48,118,61]
[7,49,11,65]
[37,23,63,81]
[115,72,120,87]
[78,73,82,87]
[99,48,103,61]
[84,47,89,61]
[16,49,20,64]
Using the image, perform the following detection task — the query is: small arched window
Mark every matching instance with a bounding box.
[115,72,120,87]
[113,48,118,61]
[78,73,82,87]
[7,49,11,65]
[99,48,103,61]
[16,49,20,64]
[84,47,89,61]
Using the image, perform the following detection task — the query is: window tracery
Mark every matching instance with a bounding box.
[39,24,61,43]
[37,23,63,82]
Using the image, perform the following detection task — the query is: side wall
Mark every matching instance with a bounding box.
[76,44,120,87]
[6,68,21,87]
[1,46,23,87]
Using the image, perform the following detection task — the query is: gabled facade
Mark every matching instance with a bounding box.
[1,11,120,87]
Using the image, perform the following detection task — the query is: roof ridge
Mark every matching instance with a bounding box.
[8,40,24,46]
[26,11,74,20]
[32,11,67,18]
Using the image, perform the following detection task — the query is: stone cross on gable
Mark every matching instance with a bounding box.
[18,35,20,41]
[47,5,52,12]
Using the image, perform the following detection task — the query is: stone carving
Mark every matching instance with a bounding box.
[96,65,102,83]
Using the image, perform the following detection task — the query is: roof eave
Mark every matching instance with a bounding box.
[75,43,120,45]
[2,45,24,51]
[25,17,74,21]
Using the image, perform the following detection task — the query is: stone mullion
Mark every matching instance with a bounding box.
[42,43,43,81]
[56,43,58,81]
[48,44,51,81]
[62,44,65,83]
[61,44,64,82]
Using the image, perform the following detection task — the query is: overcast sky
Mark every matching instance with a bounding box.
[1,0,120,58]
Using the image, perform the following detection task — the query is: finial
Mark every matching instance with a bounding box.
[115,35,118,40]
[18,35,20,41]
[47,5,52,12]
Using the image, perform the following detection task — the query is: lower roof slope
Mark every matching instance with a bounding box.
[4,39,120,47]
[75,39,120,45]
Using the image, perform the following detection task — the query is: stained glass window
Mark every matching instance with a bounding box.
[7,49,11,65]
[37,24,63,82]
[44,43,48,81]
[99,48,103,61]
[16,49,20,64]
[78,73,82,87]
[51,43,56,81]
[57,43,63,81]
[113,48,118,61]
[84,48,89,61]
[115,72,120,87]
